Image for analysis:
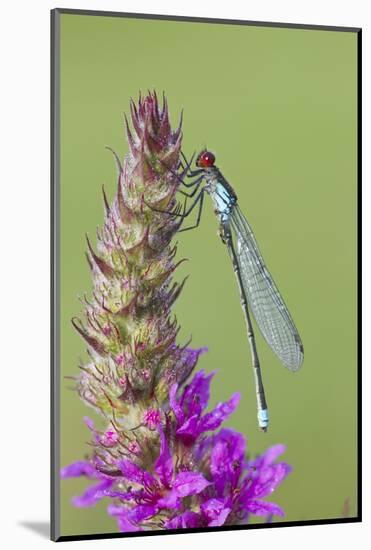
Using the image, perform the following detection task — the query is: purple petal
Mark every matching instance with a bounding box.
[213,429,246,465]
[108,504,125,515]
[251,444,287,469]
[210,429,246,494]
[157,490,180,509]
[181,348,208,384]
[169,383,183,422]
[176,414,199,442]
[166,510,201,529]
[158,471,210,510]
[83,416,95,430]
[172,471,210,497]
[108,504,142,532]
[128,504,158,522]
[199,393,240,432]
[182,369,214,417]
[154,427,173,487]
[210,429,245,476]
[119,459,156,487]
[194,434,213,462]
[117,517,142,532]
[83,417,100,443]
[105,489,142,501]
[251,463,292,498]
[60,461,97,479]
[72,478,114,507]
[263,445,286,465]
[246,499,285,517]
[201,498,231,527]
[175,346,208,389]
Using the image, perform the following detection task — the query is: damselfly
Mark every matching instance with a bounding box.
[151,150,304,431]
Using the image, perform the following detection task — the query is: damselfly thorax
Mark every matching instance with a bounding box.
[203,166,238,222]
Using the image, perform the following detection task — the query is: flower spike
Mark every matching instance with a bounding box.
[62,93,291,533]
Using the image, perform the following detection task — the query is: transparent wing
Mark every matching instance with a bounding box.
[230,205,304,370]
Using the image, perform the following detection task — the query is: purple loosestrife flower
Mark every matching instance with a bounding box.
[62,92,292,532]
[197,430,290,525]
[164,372,291,529]
[63,369,291,531]
[107,428,210,531]
[60,460,115,508]
[170,369,240,445]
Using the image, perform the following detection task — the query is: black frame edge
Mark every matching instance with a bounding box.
[56,517,361,542]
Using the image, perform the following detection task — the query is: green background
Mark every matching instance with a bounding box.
[59,12,358,537]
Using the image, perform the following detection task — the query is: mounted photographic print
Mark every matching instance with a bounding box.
[51,8,361,542]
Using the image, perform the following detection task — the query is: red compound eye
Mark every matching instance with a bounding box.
[196,150,216,168]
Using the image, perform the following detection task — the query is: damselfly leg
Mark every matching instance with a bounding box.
[145,153,206,223]
[144,162,206,232]
[178,191,205,233]
[177,176,204,199]
[158,155,204,194]
[180,152,205,180]
[145,187,205,219]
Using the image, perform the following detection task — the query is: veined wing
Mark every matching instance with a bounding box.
[230,205,304,371]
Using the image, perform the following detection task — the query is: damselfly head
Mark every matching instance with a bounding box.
[196,150,216,168]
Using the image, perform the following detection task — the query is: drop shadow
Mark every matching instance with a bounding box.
[19,521,50,539]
